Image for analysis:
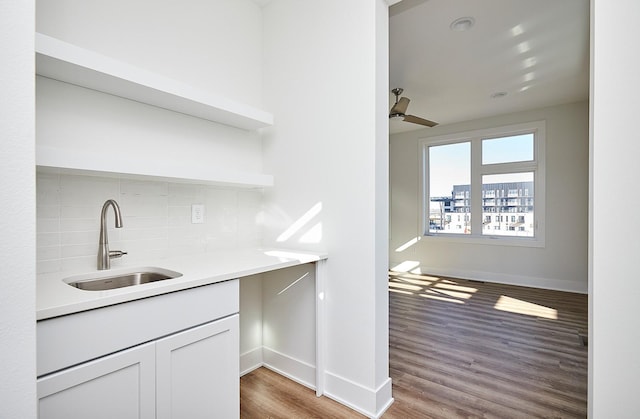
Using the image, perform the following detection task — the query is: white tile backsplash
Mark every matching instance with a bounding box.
[36,172,264,274]
[37,232,60,248]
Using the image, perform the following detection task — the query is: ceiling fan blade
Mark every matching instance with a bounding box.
[403,114,439,127]
[390,97,410,116]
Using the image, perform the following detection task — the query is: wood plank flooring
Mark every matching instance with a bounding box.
[240,273,588,418]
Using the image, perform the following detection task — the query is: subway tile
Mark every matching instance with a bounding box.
[205,189,237,212]
[119,194,168,217]
[36,173,60,205]
[37,204,60,219]
[60,175,119,206]
[123,216,168,229]
[168,205,190,216]
[120,179,168,196]
[168,215,191,227]
[62,244,97,259]
[61,256,96,273]
[37,259,61,275]
[118,237,168,252]
[36,173,265,269]
[60,205,101,219]
[121,248,170,265]
[37,232,60,247]
[61,231,98,246]
[119,227,168,241]
[167,183,204,205]
[37,246,61,261]
[59,218,98,232]
[37,218,59,233]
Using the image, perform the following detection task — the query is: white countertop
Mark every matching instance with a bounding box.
[37,248,327,321]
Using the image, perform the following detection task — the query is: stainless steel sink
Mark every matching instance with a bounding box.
[65,267,183,291]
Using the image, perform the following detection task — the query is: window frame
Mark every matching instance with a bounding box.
[419,121,546,248]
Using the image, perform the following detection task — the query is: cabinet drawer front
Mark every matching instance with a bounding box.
[38,279,239,376]
[38,342,156,419]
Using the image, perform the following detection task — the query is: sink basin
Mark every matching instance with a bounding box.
[65,267,183,291]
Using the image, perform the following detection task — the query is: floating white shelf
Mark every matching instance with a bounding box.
[35,32,274,131]
[35,33,275,188]
[36,146,274,189]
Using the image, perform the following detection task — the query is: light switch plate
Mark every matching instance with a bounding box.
[191,204,205,224]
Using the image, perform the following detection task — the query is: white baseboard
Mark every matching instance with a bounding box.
[323,372,394,419]
[240,346,316,390]
[239,347,263,377]
[241,346,394,418]
[390,263,588,294]
[262,346,316,390]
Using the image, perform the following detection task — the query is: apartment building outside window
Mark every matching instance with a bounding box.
[420,121,546,247]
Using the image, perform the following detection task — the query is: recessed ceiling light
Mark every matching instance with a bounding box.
[450,17,475,31]
[490,91,508,99]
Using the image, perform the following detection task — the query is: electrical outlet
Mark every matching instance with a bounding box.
[191,204,205,224]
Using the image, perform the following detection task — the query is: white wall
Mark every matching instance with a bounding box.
[262,264,316,387]
[36,77,264,178]
[0,0,36,417]
[591,0,640,416]
[261,0,392,416]
[36,0,263,108]
[239,265,317,389]
[390,101,589,293]
[36,0,266,181]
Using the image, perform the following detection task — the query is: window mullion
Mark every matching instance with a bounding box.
[470,137,483,236]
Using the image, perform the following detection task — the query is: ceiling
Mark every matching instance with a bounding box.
[389,0,590,134]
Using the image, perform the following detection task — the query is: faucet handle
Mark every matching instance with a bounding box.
[109,250,128,259]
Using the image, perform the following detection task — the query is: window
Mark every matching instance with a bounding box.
[421,121,545,247]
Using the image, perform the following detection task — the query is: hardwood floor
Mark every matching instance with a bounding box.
[241,367,366,418]
[240,273,588,418]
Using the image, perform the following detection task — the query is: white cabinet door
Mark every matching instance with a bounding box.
[156,314,239,419]
[38,342,156,419]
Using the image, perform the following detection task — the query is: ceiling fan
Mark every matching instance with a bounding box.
[389,88,438,127]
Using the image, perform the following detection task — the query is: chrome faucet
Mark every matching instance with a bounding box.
[98,199,127,270]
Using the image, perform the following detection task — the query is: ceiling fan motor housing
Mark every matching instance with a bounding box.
[389,87,438,127]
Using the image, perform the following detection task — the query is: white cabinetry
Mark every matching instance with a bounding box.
[156,316,239,419]
[37,279,239,419]
[38,342,156,419]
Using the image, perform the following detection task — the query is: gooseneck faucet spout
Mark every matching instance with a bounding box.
[98,199,127,270]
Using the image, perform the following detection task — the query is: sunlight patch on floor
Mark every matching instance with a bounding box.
[433,282,478,294]
[389,282,422,291]
[390,272,440,282]
[494,295,558,319]
[428,288,474,300]
[420,292,466,304]
[389,288,413,295]
[389,272,477,304]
